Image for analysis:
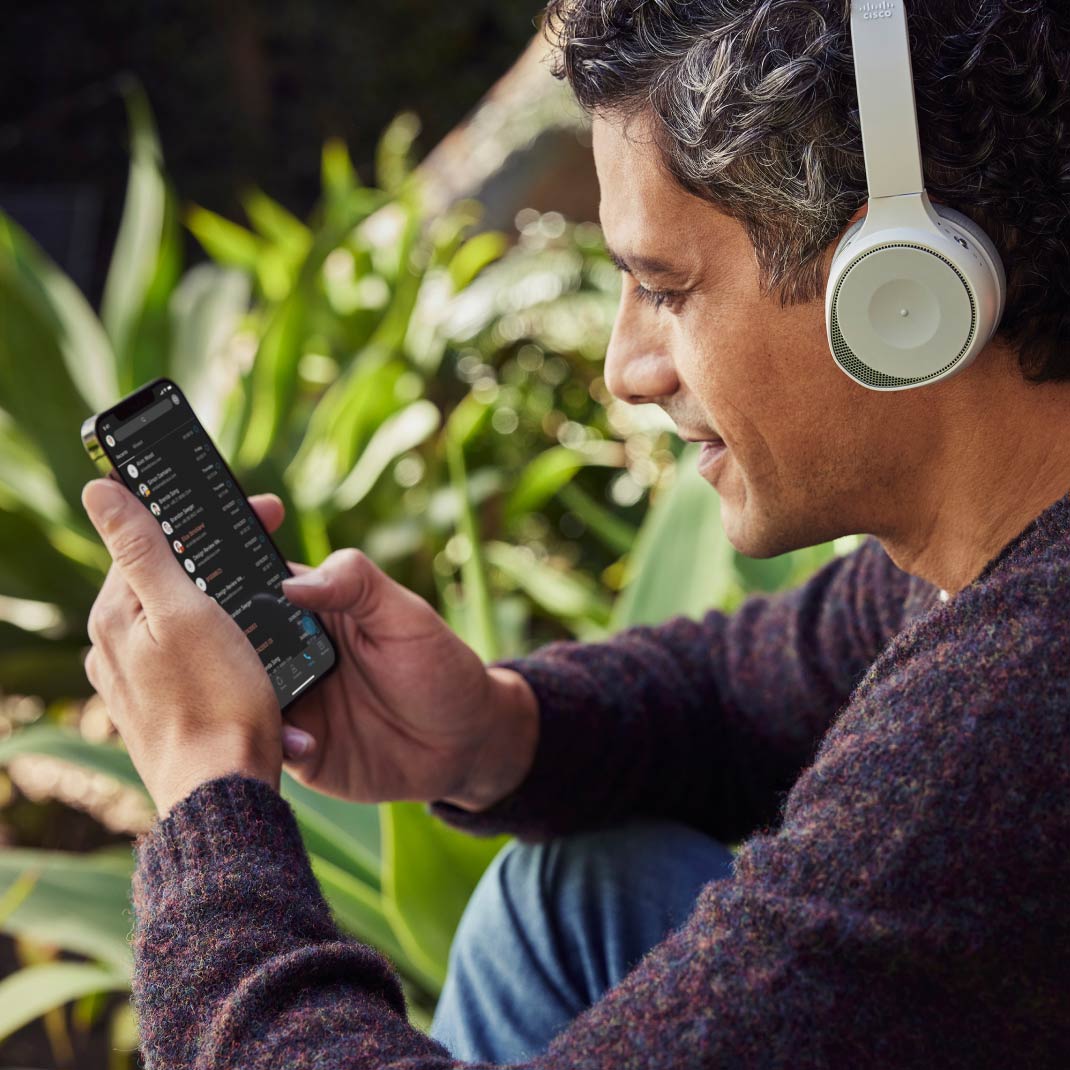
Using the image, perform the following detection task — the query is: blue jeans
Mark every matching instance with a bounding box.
[429,820,736,1063]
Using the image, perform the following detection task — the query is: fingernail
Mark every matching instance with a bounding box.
[282,571,325,589]
[282,726,315,758]
[82,480,126,524]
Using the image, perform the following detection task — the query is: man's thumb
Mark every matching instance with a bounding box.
[82,479,191,614]
[281,548,378,613]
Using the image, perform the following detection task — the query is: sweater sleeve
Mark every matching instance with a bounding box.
[130,562,1068,1068]
[432,536,916,844]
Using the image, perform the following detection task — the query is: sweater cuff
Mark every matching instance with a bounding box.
[133,773,324,919]
[430,655,575,841]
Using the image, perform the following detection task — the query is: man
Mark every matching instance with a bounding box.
[81,1,1069,1067]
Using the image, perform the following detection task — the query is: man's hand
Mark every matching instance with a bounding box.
[82,478,283,817]
[274,542,539,811]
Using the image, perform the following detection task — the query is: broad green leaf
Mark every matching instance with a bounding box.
[610,444,737,630]
[285,354,403,509]
[100,81,169,388]
[186,205,261,272]
[307,854,436,990]
[0,508,100,611]
[0,212,116,412]
[168,263,250,437]
[445,408,496,661]
[283,775,380,890]
[0,410,70,524]
[332,400,440,511]
[556,481,636,557]
[0,723,145,793]
[322,137,358,206]
[485,541,611,634]
[0,849,135,974]
[448,232,507,292]
[375,112,420,194]
[0,963,129,1044]
[238,205,391,469]
[380,802,507,990]
[505,445,605,524]
[241,189,311,260]
[0,623,93,700]
[119,184,182,392]
[0,255,96,515]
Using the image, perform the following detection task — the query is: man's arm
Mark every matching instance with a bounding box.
[434,536,916,845]
[130,571,1068,1068]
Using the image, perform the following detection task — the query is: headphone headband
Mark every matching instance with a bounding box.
[851,1,924,199]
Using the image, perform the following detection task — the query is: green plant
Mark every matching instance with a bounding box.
[0,84,862,1059]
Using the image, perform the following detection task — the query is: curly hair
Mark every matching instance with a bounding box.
[543,0,1070,383]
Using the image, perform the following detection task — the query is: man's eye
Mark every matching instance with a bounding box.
[633,280,683,312]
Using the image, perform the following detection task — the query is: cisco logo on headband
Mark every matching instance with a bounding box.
[860,1,894,18]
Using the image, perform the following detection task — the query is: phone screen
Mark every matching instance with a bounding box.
[94,377,336,710]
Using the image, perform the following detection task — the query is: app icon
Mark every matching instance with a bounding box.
[184,559,196,573]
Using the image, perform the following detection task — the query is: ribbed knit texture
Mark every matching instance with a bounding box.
[131,491,1070,1068]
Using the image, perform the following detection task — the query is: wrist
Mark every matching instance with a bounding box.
[151,738,280,818]
[444,667,539,813]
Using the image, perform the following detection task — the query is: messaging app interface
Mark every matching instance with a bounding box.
[99,381,333,706]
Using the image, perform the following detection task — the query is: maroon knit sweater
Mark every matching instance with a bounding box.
[131,491,1070,1069]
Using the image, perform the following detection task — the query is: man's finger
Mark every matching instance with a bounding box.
[249,493,285,535]
[280,547,386,614]
[86,563,141,649]
[82,479,195,619]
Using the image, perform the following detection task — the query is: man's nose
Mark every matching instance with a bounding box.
[603,306,679,406]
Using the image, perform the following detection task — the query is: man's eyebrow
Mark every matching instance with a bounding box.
[605,245,688,281]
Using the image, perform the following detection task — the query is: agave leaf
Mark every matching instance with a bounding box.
[610,444,737,630]
[0,254,97,517]
[0,723,144,791]
[168,263,250,438]
[0,507,101,612]
[100,81,172,390]
[484,541,611,635]
[0,963,130,1044]
[0,849,135,975]
[380,802,507,992]
[0,623,93,700]
[186,204,262,272]
[0,212,116,412]
[445,402,496,661]
[332,400,439,511]
[241,189,311,260]
[447,232,507,292]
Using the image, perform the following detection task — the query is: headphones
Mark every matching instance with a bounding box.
[825,0,1007,391]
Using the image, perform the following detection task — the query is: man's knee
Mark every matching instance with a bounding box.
[448,819,735,987]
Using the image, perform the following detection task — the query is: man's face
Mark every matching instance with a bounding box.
[593,111,918,556]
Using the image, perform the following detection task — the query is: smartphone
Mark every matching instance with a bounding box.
[80,377,337,710]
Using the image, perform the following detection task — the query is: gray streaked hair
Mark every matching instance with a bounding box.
[544,0,1070,383]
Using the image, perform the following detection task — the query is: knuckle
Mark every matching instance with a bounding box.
[109,528,156,573]
[331,546,368,574]
[84,646,102,691]
[87,600,120,644]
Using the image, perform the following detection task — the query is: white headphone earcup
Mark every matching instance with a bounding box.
[932,204,1007,316]
[831,217,866,265]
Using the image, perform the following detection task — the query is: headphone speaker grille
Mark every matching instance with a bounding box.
[830,243,978,388]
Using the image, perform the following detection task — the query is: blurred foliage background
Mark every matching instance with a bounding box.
[0,12,860,1069]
